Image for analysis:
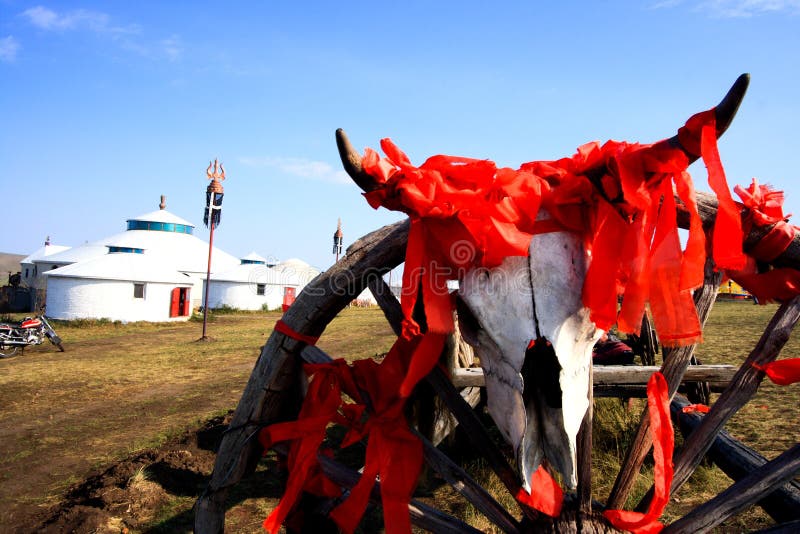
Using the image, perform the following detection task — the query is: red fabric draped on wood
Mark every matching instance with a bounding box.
[603,373,673,534]
[259,338,426,534]
[362,108,738,348]
[728,179,800,302]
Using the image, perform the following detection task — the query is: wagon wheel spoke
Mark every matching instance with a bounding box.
[416,430,523,533]
[670,394,800,522]
[662,443,800,534]
[635,295,800,514]
[607,258,722,509]
[315,452,484,534]
[368,275,404,337]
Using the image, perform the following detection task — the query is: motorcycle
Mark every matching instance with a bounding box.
[0,314,64,358]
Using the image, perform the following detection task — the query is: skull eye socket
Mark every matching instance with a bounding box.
[455,295,481,347]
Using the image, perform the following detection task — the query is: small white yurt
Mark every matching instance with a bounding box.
[208,255,320,311]
[19,237,71,289]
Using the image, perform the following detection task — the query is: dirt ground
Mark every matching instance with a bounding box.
[32,412,233,533]
[0,315,286,534]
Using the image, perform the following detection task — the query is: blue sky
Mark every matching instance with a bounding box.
[1,1,799,272]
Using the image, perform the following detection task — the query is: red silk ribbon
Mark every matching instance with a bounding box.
[752,358,800,386]
[603,372,673,534]
[274,319,320,346]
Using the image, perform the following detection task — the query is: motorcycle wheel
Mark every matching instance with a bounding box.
[0,345,19,358]
[46,332,64,352]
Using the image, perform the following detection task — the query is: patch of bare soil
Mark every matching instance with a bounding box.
[33,412,232,534]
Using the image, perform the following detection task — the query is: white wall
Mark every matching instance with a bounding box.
[207,280,295,311]
[46,277,192,322]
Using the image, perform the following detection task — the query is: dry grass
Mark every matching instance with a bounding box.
[0,302,797,532]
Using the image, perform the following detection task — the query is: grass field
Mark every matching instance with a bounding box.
[0,302,797,532]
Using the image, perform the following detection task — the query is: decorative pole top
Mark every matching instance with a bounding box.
[334,217,343,239]
[206,159,225,193]
[159,195,166,210]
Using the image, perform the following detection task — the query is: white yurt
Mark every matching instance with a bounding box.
[44,251,194,322]
[43,200,239,322]
[208,255,320,311]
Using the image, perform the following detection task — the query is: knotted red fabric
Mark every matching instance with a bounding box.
[727,179,800,303]
[603,373,673,534]
[259,339,425,534]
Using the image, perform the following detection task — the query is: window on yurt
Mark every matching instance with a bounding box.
[257,284,266,296]
[134,283,145,299]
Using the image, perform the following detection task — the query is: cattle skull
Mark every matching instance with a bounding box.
[335,72,748,496]
[457,210,600,490]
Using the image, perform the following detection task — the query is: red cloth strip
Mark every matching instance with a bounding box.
[531,218,568,235]
[749,220,796,262]
[682,404,710,414]
[603,372,673,533]
[752,358,800,386]
[274,319,320,345]
[515,466,564,517]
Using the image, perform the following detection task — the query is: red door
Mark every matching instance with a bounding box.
[282,287,296,312]
[170,288,191,317]
[170,288,180,317]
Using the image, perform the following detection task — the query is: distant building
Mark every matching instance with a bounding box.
[207,254,320,311]
[19,236,71,309]
[36,199,318,322]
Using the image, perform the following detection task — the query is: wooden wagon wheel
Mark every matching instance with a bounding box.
[196,75,800,533]
[195,214,800,533]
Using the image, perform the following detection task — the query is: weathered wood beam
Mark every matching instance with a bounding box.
[450,364,737,388]
[367,275,403,337]
[678,191,800,271]
[415,429,523,533]
[671,395,800,523]
[662,443,800,534]
[593,383,730,398]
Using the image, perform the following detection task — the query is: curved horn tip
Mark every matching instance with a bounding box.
[335,128,381,193]
[715,73,750,135]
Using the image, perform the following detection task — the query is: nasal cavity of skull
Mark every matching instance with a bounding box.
[521,338,563,409]
[455,296,481,347]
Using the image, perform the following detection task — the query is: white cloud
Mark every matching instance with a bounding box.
[161,35,182,62]
[21,5,139,35]
[239,156,351,185]
[653,0,800,17]
[0,35,20,62]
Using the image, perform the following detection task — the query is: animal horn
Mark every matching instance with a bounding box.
[668,73,750,161]
[336,128,382,193]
